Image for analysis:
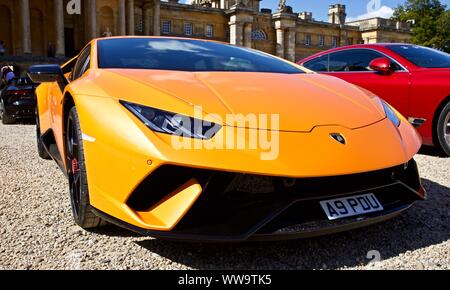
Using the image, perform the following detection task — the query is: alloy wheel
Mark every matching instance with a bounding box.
[66,116,81,218]
[445,110,450,148]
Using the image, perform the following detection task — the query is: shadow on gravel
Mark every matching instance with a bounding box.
[1,119,35,126]
[88,225,141,238]
[2,118,36,126]
[135,178,450,269]
[418,145,448,158]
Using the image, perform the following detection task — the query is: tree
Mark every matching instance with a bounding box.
[392,0,449,52]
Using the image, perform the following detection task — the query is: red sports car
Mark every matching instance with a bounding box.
[298,44,450,156]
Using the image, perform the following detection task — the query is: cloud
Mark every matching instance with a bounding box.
[347,6,394,22]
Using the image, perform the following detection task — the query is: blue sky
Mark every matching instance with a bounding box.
[259,0,450,21]
[181,0,450,22]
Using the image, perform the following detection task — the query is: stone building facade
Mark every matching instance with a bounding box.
[0,0,412,62]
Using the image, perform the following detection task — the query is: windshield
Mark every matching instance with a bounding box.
[387,45,450,68]
[97,38,304,74]
[15,77,35,85]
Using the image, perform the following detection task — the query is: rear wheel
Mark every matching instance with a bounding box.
[0,99,15,124]
[66,107,105,228]
[436,102,450,156]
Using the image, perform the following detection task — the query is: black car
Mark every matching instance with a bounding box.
[0,77,38,124]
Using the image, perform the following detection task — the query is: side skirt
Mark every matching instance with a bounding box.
[41,129,67,177]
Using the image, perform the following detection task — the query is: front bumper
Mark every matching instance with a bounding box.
[74,96,424,241]
[91,160,425,242]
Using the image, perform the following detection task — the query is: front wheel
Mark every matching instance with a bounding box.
[436,102,450,156]
[66,107,105,228]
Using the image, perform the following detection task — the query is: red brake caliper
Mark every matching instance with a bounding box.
[71,158,79,173]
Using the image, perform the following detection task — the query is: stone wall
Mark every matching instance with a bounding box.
[160,2,228,41]
[0,0,412,63]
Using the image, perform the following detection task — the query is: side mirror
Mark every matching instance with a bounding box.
[28,64,63,83]
[369,57,392,74]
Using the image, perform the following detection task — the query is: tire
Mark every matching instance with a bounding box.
[35,107,51,160]
[0,99,15,124]
[66,106,105,229]
[436,102,450,156]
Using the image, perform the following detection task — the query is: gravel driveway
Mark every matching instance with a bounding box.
[0,122,449,270]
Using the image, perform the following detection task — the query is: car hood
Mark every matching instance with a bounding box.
[90,69,385,132]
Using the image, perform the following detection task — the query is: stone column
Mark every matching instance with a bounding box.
[153,0,161,36]
[54,0,65,56]
[285,28,296,62]
[87,0,97,40]
[220,0,227,9]
[20,0,32,55]
[273,13,296,60]
[127,0,135,35]
[243,23,252,48]
[339,29,346,47]
[143,3,152,35]
[275,28,284,58]
[227,6,254,47]
[118,0,126,35]
[229,23,244,46]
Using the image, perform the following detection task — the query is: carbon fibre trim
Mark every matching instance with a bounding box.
[90,202,414,242]
[90,166,423,242]
[41,129,67,176]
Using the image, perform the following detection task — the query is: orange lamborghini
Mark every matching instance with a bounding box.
[29,37,425,241]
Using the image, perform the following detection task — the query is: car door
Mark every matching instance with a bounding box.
[305,49,411,117]
[49,45,91,158]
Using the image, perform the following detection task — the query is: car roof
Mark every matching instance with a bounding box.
[92,36,229,45]
[298,43,414,63]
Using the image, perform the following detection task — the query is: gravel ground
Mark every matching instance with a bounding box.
[0,121,449,270]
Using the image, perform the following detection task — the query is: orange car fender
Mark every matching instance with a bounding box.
[35,83,52,134]
[70,94,192,230]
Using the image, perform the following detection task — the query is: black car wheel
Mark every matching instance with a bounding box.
[437,102,450,156]
[0,99,15,124]
[35,107,51,160]
[66,107,105,228]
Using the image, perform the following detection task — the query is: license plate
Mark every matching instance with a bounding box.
[320,193,384,220]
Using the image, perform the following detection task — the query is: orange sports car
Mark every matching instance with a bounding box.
[29,37,425,241]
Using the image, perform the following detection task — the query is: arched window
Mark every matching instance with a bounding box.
[251,29,267,41]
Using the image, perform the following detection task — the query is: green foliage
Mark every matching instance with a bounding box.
[392,0,449,52]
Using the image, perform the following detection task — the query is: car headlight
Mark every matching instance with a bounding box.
[381,100,400,127]
[120,100,221,139]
